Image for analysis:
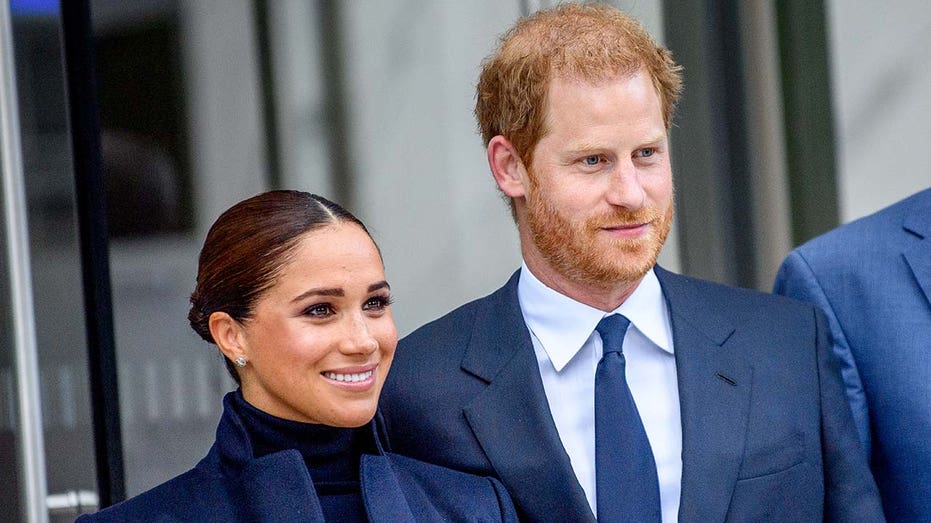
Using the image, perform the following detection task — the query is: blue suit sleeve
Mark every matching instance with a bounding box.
[774,250,871,458]
[810,306,884,521]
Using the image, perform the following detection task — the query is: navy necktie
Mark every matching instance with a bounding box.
[595,314,661,522]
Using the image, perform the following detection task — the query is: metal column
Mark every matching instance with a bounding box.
[0,0,48,521]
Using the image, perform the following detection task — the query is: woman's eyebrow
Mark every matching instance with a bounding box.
[290,281,389,303]
[291,287,343,303]
[368,281,390,292]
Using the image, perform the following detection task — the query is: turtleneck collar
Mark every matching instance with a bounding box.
[229,389,377,485]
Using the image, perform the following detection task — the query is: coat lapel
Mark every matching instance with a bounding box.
[359,455,417,523]
[214,393,326,522]
[655,267,753,522]
[461,271,595,522]
[236,451,326,522]
[222,396,418,523]
[902,192,931,309]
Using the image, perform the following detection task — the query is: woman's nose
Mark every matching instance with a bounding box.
[340,315,379,355]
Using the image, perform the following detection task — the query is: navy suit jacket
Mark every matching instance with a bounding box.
[774,188,931,521]
[79,393,517,522]
[381,267,883,522]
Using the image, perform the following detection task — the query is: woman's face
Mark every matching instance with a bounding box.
[234,222,397,427]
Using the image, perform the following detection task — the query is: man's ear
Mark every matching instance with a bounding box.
[209,311,246,363]
[487,135,529,198]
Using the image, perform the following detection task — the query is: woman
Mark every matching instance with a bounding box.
[80,190,516,522]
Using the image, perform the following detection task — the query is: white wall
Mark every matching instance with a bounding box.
[338,1,522,336]
[181,0,267,236]
[827,1,931,221]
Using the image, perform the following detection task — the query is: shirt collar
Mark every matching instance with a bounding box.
[517,262,674,371]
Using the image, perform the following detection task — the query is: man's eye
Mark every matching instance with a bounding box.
[638,147,655,158]
[304,304,333,317]
[582,155,601,166]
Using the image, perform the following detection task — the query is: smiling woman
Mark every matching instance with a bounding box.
[77,190,517,522]
[198,196,396,428]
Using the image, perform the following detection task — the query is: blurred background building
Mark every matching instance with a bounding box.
[0,0,927,520]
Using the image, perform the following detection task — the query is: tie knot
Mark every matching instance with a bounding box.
[596,314,631,354]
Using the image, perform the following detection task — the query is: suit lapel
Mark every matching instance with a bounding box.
[656,268,753,522]
[461,271,595,522]
[902,192,931,309]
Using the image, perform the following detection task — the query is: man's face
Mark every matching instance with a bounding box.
[522,70,674,289]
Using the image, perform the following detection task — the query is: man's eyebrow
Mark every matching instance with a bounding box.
[568,134,667,153]
[640,134,667,145]
[565,141,605,153]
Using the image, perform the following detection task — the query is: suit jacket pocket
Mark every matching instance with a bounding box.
[728,461,821,522]
[737,431,805,479]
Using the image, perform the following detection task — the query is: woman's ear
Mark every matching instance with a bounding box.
[487,135,529,198]
[209,311,246,363]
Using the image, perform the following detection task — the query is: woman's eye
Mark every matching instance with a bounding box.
[303,304,334,317]
[363,295,392,312]
[582,155,601,166]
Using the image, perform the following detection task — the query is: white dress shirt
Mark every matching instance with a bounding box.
[517,262,682,521]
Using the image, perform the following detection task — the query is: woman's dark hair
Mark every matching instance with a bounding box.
[188,190,372,383]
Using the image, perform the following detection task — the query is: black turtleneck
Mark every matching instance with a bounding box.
[231,390,375,521]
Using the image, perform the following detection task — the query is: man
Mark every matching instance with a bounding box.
[774,188,931,521]
[380,4,882,521]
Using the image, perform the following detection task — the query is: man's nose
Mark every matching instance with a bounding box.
[604,158,646,209]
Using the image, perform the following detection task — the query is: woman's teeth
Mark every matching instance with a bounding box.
[323,370,373,382]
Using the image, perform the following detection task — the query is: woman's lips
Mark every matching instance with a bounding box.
[322,363,378,389]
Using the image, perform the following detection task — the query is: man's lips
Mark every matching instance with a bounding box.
[599,221,651,238]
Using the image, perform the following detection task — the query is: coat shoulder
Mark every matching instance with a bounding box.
[396,275,516,368]
[77,453,231,522]
[795,188,929,262]
[400,294,483,350]
[402,270,519,342]
[660,267,814,318]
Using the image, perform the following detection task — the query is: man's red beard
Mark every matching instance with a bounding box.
[525,189,674,289]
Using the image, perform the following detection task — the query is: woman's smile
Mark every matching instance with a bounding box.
[322,363,379,388]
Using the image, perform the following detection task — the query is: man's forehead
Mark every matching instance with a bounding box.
[548,67,649,92]
[549,61,645,84]
[542,70,664,120]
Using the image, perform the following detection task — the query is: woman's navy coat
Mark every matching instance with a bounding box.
[78,394,517,522]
